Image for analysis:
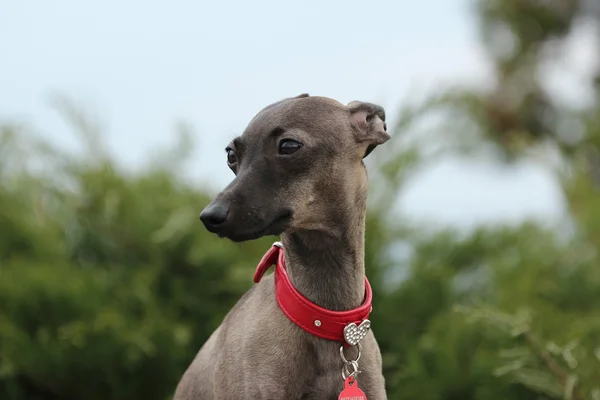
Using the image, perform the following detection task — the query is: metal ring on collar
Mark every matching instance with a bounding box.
[341,360,360,380]
[339,342,362,364]
[273,241,282,248]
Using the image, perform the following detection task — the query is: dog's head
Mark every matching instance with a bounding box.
[199,94,390,242]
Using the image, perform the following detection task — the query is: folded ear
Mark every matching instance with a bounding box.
[347,101,391,158]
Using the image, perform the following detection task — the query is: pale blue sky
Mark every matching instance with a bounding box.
[2,0,574,228]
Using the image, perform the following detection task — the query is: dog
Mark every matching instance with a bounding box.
[174,94,390,399]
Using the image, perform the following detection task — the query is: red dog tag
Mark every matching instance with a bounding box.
[338,377,367,400]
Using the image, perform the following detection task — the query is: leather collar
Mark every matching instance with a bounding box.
[253,242,372,345]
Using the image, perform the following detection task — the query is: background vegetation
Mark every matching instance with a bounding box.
[1,0,599,399]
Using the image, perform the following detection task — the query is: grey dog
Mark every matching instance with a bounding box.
[174,94,390,399]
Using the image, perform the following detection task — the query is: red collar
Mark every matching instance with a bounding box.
[253,242,373,345]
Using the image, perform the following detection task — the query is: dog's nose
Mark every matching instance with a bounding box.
[199,203,229,230]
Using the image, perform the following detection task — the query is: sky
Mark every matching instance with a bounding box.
[2,0,584,229]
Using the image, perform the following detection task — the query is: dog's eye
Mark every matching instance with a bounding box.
[225,147,237,164]
[279,139,303,155]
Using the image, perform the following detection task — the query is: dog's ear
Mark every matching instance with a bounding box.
[347,101,391,158]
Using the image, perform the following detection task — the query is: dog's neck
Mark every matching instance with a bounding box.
[280,209,366,312]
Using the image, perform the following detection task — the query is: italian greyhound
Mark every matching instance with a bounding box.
[174,94,390,399]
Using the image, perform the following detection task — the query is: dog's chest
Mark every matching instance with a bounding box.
[291,354,344,400]
[296,371,342,400]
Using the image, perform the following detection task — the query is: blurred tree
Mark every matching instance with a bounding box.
[366,0,600,398]
[0,120,275,400]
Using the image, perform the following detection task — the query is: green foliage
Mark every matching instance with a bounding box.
[0,126,275,400]
[1,0,600,399]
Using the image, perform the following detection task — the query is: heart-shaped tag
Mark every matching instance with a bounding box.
[343,320,371,346]
[338,376,367,400]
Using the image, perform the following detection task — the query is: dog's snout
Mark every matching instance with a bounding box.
[200,203,229,230]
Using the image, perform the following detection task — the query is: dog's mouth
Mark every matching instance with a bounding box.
[219,210,293,242]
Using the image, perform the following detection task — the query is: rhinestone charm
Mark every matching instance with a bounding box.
[343,320,371,346]
[314,320,322,327]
